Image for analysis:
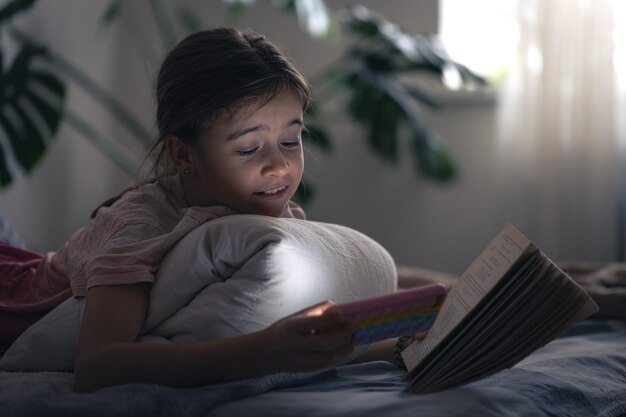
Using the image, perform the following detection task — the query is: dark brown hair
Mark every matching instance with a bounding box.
[149,27,310,179]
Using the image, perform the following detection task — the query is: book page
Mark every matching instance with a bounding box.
[402,223,532,371]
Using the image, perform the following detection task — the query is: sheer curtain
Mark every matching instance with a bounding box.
[442,0,626,262]
[495,0,626,262]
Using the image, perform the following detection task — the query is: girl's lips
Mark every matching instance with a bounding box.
[253,185,289,199]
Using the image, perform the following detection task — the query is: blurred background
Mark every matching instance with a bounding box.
[0,0,624,275]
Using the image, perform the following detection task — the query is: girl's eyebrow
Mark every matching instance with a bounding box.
[227,118,303,141]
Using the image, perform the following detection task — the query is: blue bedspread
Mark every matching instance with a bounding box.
[2,320,625,417]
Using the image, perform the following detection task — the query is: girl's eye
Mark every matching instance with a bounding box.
[236,147,259,156]
[282,139,301,148]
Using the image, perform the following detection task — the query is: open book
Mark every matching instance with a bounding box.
[401,223,599,394]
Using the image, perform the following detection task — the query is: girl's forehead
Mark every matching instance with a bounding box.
[218,91,303,128]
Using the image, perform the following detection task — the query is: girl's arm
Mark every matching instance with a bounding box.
[74,283,354,392]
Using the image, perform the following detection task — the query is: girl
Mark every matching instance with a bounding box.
[0,28,399,392]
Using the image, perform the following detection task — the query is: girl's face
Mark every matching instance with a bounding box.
[184,90,304,217]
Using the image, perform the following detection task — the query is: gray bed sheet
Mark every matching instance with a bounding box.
[2,320,625,417]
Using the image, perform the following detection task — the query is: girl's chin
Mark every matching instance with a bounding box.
[257,204,289,218]
[247,198,293,217]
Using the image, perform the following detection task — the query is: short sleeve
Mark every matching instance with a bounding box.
[83,223,164,290]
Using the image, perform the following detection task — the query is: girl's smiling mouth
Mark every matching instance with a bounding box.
[254,185,289,198]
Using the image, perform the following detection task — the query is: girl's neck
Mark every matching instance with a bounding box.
[180,174,219,208]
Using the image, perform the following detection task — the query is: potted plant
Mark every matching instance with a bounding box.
[0,0,486,204]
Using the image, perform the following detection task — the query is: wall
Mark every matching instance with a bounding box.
[0,0,618,274]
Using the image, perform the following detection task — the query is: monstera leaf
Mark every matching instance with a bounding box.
[0,0,66,187]
[0,42,66,186]
[0,0,36,21]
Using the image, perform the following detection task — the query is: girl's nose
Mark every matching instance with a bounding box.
[262,150,290,177]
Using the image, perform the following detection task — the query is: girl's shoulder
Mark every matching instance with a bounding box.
[121,177,184,208]
[53,177,188,295]
[92,176,187,234]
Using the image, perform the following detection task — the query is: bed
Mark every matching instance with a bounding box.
[1,216,625,416]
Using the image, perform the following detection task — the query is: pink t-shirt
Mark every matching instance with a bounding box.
[39,175,305,298]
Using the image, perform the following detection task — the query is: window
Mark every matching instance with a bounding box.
[439,0,519,85]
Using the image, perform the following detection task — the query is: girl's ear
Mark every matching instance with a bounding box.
[165,135,194,175]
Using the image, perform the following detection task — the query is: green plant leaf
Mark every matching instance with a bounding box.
[13,100,45,166]
[343,7,429,66]
[342,6,486,89]
[29,70,65,97]
[0,42,65,185]
[0,112,26,169]
[344,71,399,161]
[7,27,149,185]
[23,85,63,135]
[0,144,12,186]
[371,93,402,162]
[345,72,378,121]
[411,131,456,181]
[341,5,380,38]
[404,84,442,109]
[0,0,36,23]
[335,6,469,183]
[100,0,123,27]
[342,66,457,180]
[273,0,337,40]
[0,106,44,172]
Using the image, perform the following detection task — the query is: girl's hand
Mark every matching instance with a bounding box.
[258,300,355,373]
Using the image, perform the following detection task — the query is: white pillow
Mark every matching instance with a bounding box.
[144,215,397,341]
[0,215,397,371]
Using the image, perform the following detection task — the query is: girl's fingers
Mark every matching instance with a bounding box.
[290,300,335,318]
[306,329,354,353]
[288,308,347,336]
[285,311,354,352]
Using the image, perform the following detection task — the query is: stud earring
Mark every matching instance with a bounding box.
[183,169,191,175]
